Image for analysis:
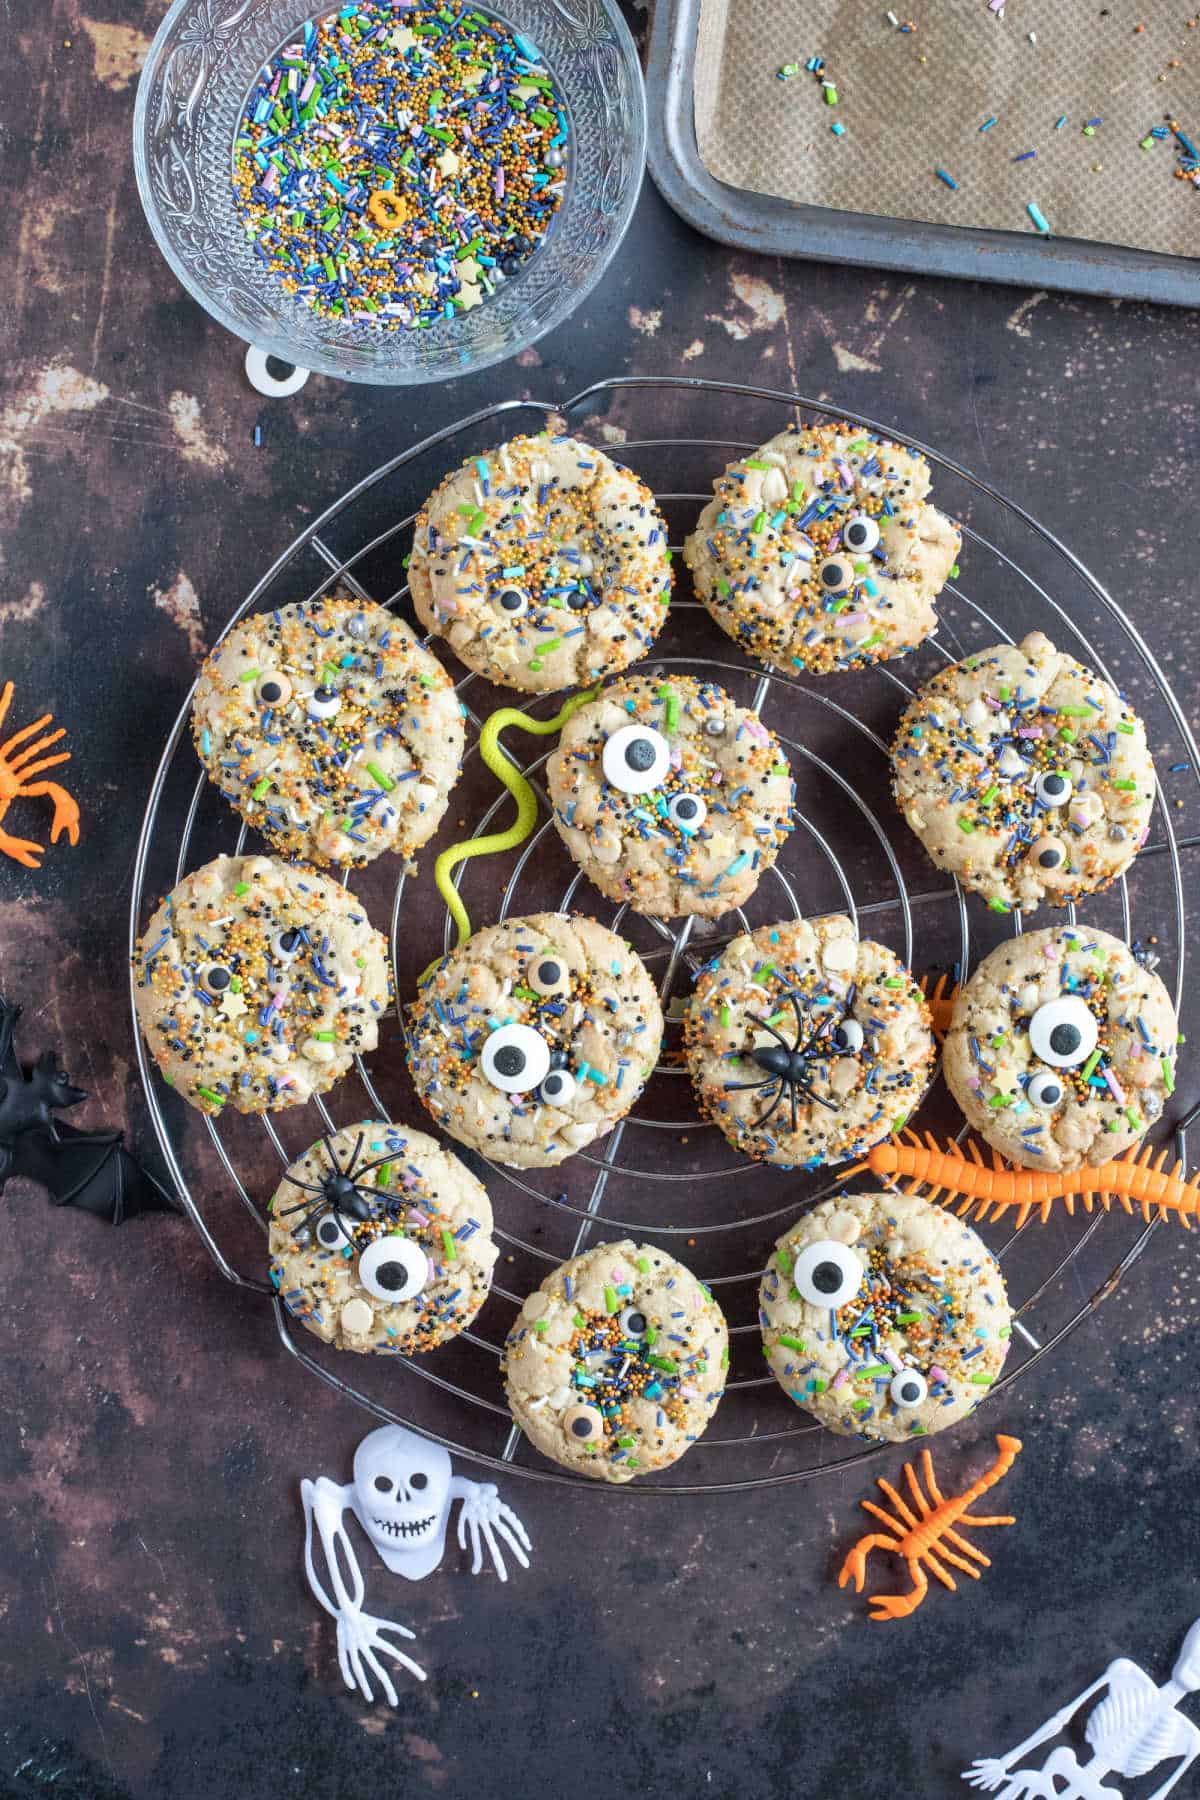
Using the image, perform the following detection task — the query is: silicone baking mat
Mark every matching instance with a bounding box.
[694,0,1198,258]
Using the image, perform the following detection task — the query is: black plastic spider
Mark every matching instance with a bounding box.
[722,987,859,1135]
[273,1132,403,1247]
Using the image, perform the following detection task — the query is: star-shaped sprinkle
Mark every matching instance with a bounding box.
[221,990,249,1021]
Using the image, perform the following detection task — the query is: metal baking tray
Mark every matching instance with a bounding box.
[644,0,1200,308]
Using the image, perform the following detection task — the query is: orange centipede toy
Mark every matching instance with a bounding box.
[851,1128,1200,1231]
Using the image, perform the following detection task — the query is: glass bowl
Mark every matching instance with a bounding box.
[133,0,646,386]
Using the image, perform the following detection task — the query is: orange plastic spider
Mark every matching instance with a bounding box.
[0,681,80,869]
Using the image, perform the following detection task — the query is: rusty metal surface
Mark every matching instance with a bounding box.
[3,1,1200,1794]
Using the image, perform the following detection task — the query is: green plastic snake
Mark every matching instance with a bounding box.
[419,686,599,982]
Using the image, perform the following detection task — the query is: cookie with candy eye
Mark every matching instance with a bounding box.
[891,632,1156,913]
[408,434,672,694]
[684,916,935,1167]
[683,421,959,677]
[132,854,392,1115]
[404,912,664,1168]
[760,1191,1011,1442]
[191,593,465,869]
[501,1239,728,1481]
[545,674,795,918]
[268,1121,497,1354]
[943,924,1178,1172]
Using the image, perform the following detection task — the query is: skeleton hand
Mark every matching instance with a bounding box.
[961,1760,1011,1792]
[455,1480,532,1582]
[335,1605,426,1705]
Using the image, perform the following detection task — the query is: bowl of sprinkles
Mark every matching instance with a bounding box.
[134,0,645,384]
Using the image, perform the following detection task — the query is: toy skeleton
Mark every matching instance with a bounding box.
[302,1424,532,1703]
[963,1615,1200,1799]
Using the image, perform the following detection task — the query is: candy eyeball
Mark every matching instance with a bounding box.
[527,952,570,998]
[494,585,528,618]
[1027,1069,1066,1109]
[890,1368,928,1408]
[308,685,341,720]
[273,927,305,962]
[255,672,292,707]
[562,1403,604,1444]
[202,964,233,995]
[618,1304,649,1340]
[480,1022,552,1093]
[358,1235,429,1303]
[667,792,707,833]
[841,514,880,555]
[830,1018,865,1056]
[538,1066,577,1107]
[1035,770,1072,808]
[1028,996,1097,1069]
[792,1239,864,1309]
[1031,834,1067,871]
[315,1212,355,1250]
[817,555,854,594]
[602,724,671,795]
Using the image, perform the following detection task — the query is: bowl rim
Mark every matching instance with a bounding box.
[132,0,647,387]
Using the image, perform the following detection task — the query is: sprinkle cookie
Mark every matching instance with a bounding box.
[409,433,672,692]
[891,632,1156,912]
[943,924,1178,1171]
[683,420,959,676]
[132,854,391,1115]
[192,594,464,869]
[405,912,663,1167]
[684,916,935,1167]
[269,1121,497,1354]
[545,674,795,918]
[760,1192,1011,1442]
[502,1240,728,1481]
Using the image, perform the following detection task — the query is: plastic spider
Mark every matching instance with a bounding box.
[722,987,854,1134]
[274,1131,404,1246]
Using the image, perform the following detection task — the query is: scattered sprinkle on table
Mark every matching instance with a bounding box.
[231,0,569,330]
[936,166,959,189]
[1027,200,1051,233]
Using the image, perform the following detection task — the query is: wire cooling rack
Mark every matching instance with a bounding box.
[129,376,1200,1492]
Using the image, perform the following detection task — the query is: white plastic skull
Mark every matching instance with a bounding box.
[351,1425,452,1579]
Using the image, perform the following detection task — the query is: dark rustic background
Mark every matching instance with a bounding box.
[3,3,1200,1796]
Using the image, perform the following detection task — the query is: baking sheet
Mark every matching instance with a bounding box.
[694,0,1198,259]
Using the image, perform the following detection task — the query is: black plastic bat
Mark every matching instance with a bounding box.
[0,995,176,1223]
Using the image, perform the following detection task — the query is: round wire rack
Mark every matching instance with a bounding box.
[129,376,1200,1493]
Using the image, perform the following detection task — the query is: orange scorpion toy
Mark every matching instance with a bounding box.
[851,1128,1200,1230]
[839,1434,1023,1620]
[0,681,80,870]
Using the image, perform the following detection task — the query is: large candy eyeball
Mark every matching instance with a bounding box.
[315,1211,355,1250]
[494,585,528,618]
[255,672,293,707]
[562,1403,604,1444]
[792,1240,864,1309]
[602,724,671,795]
[308,685,341,720]
[1027,1069,1066,1110]
[528,952,569,998]
[273,927,305,962]
[1031,834,1067,871]
[358,1235,429,1303]
[1035,770,1072,808]
[842,514,880,554]
[201,964,233,995]
[480,1022,552,1092]
[619,1304,649,1340]
[817,556,854,594]
[890,1368,928,1409]
[1028,996,1098,1069]
[830,1018,864,1056]
[666,792,707,833]
[538,1066,577,1107]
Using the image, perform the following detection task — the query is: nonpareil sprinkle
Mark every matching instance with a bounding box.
[230,0,569,330]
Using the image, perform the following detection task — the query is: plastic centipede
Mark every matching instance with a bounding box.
[850,1129,1200,1230]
